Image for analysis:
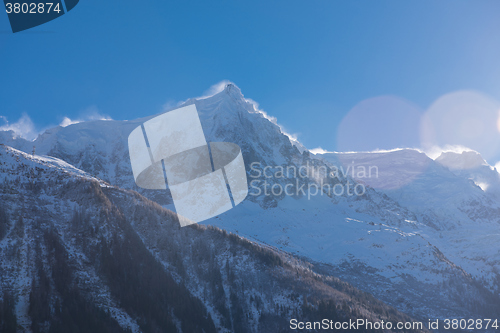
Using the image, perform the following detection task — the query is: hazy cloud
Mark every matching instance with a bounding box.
[310,147,333,154]
[59,106,112,127]
[494,162,500,173]
[200,80,233,99]
[0,106,112,141]
[0,113,39,141]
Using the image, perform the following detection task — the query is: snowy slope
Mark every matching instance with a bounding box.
[320,149,500,304]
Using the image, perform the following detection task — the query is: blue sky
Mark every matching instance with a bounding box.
[1,1,500,162]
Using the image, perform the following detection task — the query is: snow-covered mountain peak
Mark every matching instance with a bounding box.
[0,129,30,148]
[222,82,243,97]
[432,149,500,197]
[435,150,489,170]
[1,129,20,140]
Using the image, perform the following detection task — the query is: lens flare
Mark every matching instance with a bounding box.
[420,90,500,161]
[337,95,423,152]
[335,96,426,190]
[496,110,500,134]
